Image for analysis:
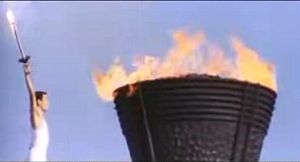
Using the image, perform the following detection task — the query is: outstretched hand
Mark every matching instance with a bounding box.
[18,55,31,63]
[20,57,32,75]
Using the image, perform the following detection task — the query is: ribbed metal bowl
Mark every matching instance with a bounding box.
[113,74,277,161]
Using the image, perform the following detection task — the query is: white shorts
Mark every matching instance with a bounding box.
[28,145,47,161]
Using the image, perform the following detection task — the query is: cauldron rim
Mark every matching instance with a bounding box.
[113,74,277,98]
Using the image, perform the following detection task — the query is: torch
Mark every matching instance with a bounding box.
[6,9,30,63]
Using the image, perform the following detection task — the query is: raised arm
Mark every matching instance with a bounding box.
[22,60,43,129]
[23,61,36,105]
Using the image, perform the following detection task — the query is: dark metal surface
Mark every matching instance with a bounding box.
[114,74,277,161]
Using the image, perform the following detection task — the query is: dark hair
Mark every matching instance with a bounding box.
[35,91,47,101]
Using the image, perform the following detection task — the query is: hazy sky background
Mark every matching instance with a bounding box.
[0,1,299,160]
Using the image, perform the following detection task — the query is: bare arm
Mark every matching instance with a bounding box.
[23,62,35,103]
[23,61,43,129]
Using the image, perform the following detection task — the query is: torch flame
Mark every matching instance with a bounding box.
[93,30,277,101]
[6,9,16,33]
[6,10,15,24]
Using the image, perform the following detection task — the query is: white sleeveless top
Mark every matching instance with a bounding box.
[29,119,49,161]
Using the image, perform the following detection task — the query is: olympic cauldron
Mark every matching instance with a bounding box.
[113,74,277,161]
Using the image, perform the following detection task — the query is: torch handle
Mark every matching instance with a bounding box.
[12,23,30,63]
[14,27,25,58]
[18,56,31,63]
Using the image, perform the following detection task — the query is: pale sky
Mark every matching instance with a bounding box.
[0,1,299,160]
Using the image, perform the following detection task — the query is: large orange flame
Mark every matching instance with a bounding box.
[93,30,277,101]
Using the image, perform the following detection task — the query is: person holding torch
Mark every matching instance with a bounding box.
[7,10,50,161]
